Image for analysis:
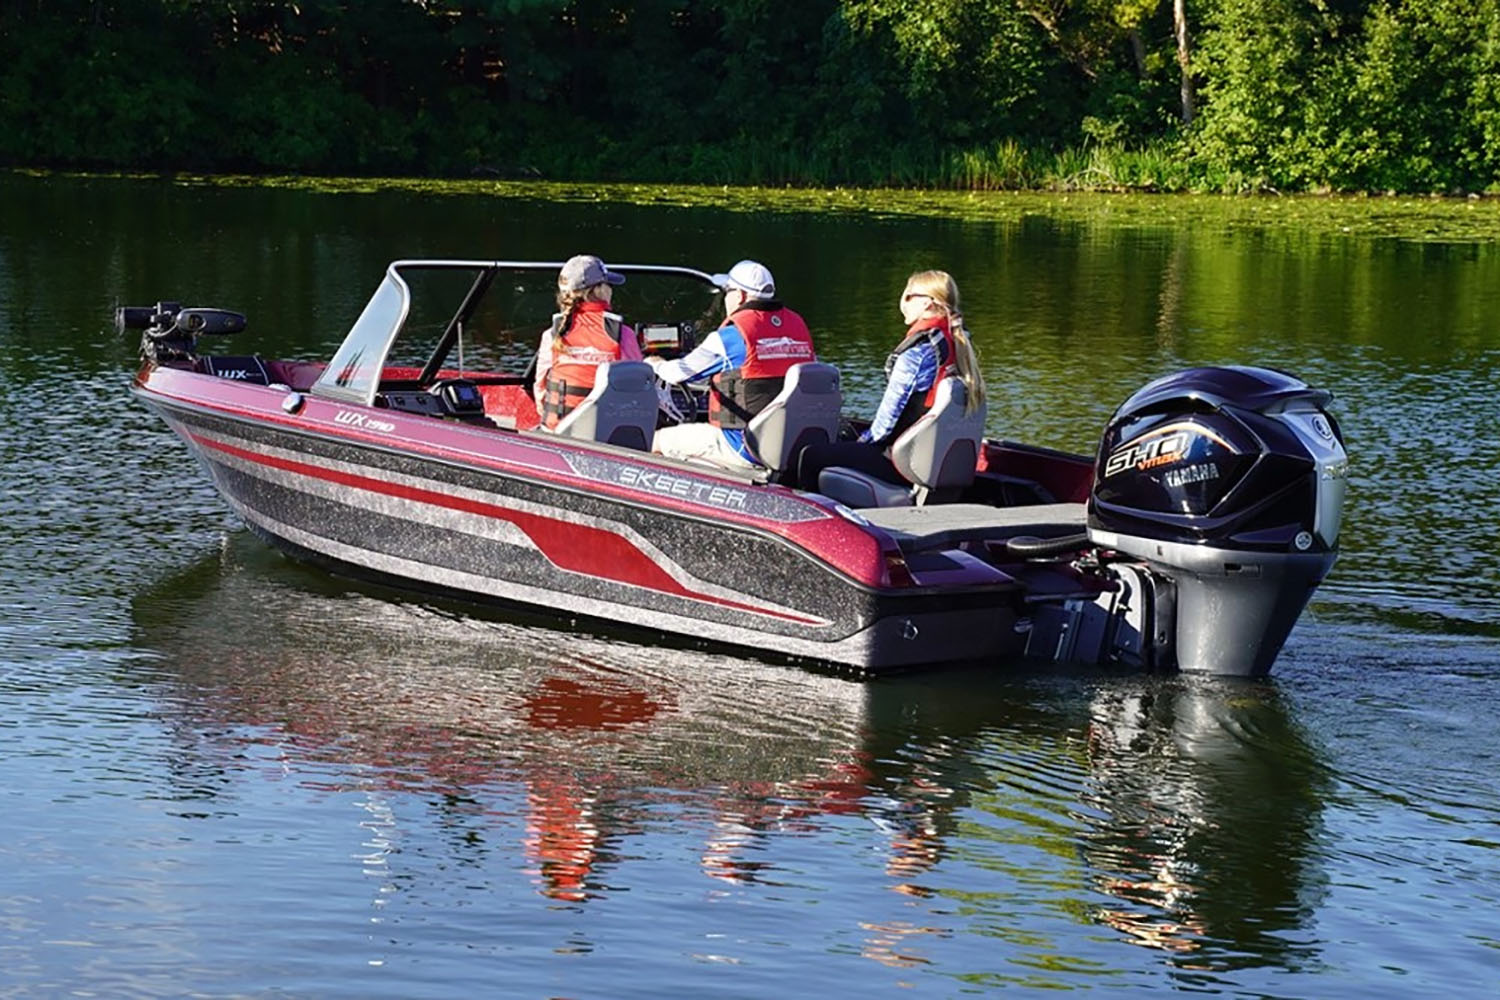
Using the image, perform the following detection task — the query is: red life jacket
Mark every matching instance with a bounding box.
[543,301,624,428]
[708,301,816,429]
[886,315,958,440]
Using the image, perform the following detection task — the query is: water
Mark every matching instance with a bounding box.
[2,173,1499,997]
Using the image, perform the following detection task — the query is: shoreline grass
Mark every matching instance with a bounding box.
[11,165,1500,244]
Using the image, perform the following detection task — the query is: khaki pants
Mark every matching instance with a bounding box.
[652,424,758,471]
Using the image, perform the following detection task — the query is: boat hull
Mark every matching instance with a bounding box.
[134,370,1024,673]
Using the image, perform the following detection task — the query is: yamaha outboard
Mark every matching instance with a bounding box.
[1085,366,1348,676]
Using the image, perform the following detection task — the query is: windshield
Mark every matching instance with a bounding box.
[312,270,410,404]
[311,261,721,405]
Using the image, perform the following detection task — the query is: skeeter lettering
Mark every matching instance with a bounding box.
[618,468,748,509]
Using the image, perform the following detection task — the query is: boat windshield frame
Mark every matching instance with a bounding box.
[310,259,717,406]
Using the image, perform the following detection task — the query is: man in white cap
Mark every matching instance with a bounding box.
[650,259,816,469]
[533,254,642,428]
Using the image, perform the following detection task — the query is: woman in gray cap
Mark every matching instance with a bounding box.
[534,254,643,428]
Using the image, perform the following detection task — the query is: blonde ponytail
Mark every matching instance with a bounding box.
[948,313,987,415]
[554,281,612,335]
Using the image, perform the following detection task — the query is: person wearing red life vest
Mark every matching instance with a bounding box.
[794,270,987,489]
[533,254,643,428]
[650,260,816,469]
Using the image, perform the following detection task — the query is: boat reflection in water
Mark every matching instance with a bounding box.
[130,535,879,906]
[854,670,1330,976]
[1075,680,1329,966]
[130,535,1329,977]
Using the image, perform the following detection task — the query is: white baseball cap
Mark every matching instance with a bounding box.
[712,260,775,299]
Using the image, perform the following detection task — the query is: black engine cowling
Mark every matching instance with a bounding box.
[1085,366,1348,676]
[1091,365,1346,554]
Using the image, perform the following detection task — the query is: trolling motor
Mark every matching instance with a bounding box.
[1026,366,1348,677]
[119,301,247,364]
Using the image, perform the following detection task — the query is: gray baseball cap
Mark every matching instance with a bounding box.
[558,254,626,292]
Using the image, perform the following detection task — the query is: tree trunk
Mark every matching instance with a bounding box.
[1174,0,1195,125]
[1128,28,1148,80]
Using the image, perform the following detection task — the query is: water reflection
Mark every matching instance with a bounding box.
[129,537,875,908]
[129,535,1331,977]
[857,670,1330,978]
[1078,681,1328,970]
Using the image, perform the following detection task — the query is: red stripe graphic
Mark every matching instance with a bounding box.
[191,432,824,625]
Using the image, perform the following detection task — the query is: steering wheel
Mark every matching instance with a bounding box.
[655,379,699,424]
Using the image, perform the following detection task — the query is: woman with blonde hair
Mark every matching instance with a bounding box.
[795,269,986,489]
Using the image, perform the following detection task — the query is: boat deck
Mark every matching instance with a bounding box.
[856,502,1088,552]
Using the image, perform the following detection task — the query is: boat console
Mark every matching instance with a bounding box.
[638,320,698,357]
[378,377,488,419]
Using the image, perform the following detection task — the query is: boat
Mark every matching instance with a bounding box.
[126,259,1348,677]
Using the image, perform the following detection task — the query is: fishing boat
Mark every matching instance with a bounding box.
[126,259,1347,676]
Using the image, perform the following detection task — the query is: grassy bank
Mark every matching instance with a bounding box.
[14,168,1500,243]
[687,140,1245,195]
[183,172,1500,244]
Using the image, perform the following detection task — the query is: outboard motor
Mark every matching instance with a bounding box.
[1087,366,1348,677]
[120,301,247,364]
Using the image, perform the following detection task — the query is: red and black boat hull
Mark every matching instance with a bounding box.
[133,366,1024,673]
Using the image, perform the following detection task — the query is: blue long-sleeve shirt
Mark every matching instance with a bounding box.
[653,323,752,459]
[860,338,941,445]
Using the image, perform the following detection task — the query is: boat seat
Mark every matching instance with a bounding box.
[855,502,1088,553]
[551,360,659,451]
[816,467,913,508]
[817,376,986,508]
[746,362,842,474]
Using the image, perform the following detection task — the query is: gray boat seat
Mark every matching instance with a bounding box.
[817,467,913,508]
[817,376,986,508]
[746,362,842,473]
[551,360,659,450]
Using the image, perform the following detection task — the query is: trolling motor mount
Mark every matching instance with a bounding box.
[120,301,247,363]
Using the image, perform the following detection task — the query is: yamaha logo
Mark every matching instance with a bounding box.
[770,315,782,327]
[1312,415,1334,441]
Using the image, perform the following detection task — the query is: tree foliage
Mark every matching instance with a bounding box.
[1192,0,1500,192]
[0,0,1495,192]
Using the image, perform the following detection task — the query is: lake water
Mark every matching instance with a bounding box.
[2,173,1499,997]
